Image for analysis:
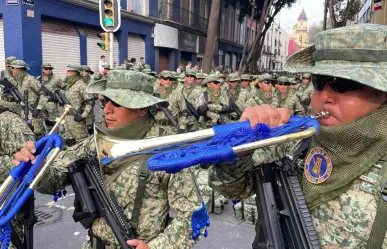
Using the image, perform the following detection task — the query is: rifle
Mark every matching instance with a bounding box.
[53,90,79,117]
[23,90,33,131]
[181,88,200,119]
[37,78,57,103]
[69,152,135,249]
[252,141,321,249]
[0,78,38,115]
[228,97,242,119]
[155,103,178,127]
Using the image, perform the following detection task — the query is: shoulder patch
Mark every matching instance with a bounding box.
[305,147,332,184]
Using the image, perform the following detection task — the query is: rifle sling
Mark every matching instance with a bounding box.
[131,161,149,231]
[366,158,387,249]
[10,224,23,249]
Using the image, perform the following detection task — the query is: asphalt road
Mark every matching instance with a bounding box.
[32,102,256,249]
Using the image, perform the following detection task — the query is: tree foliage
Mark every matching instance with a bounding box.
[237,0,296,73]
[328,0,362,28]
[308,23,324,44]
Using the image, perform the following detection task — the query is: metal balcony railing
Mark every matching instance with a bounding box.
[159,1,208,32]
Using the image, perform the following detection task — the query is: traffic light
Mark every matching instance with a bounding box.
[97,32,109,51]
[99,0,121,32]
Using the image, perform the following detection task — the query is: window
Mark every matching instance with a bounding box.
[128,0,148,15]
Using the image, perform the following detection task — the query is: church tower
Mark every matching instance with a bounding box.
[291,9,308,48]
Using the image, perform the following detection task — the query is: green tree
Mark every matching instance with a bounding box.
[328,0,362,28]
[308,23,324,44]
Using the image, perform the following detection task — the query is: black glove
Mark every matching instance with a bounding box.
[177,128,186,134]
[74,114,85,122]
[303,98,311,106]
[197,104,209,115]
[31,109,40,118]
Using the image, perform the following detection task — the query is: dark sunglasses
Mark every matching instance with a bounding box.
[161,77,173,81]
[262,80,271,85]
[290,83,297,86]
[312,75,364,93]
[277,83,289,86]
[101,97,121,108]
[43,68,52,70]
[210,81,221,85]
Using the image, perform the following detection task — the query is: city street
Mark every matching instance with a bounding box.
[32,102,255,249]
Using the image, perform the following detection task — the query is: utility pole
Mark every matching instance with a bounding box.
[323,0,328,30]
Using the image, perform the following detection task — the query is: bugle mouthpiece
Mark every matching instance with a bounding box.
[311,110,330,119]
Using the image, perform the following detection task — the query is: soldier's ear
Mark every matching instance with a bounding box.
[139,108,148,117]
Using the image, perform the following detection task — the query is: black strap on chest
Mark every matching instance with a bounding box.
[130,161,150,231]
[366,158,387,249]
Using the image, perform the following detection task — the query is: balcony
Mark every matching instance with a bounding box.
[159,1,208,32]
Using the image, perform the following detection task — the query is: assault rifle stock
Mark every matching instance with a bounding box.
[0,78,37,114]
[252,156,321,249]
[228,97,242,119]
[53,90,79,116]
[69,153,135,249]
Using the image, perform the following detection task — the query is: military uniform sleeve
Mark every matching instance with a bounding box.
[29,77,48,110]
[293,95,305,115]
[148,168,203,249]
[35,136,95,194]
[0,113,34,183]
[79,84,95,118]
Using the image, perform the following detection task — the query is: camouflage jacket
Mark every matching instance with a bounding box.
[195,87,230,127]
[246,88,278,108]
[296,83,314,102]
[17,74,49,111]
[178,84,203,131]
[209,145,387,249]
[276,91,304,115]
[227,87,250,115]
[65,79,94,118]
[36,121,204,249]
[37,75,65,101]
[154,85,182,127]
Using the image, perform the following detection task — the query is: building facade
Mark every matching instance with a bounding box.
[356,0,387,25]
[257,21,289,71]
[0,0,154,78]
[290,9,308,49]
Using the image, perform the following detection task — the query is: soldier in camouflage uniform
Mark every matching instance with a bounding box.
[0,56,17,80]
[274,76,304,115]
[0,56,21,115]
[60,65,95,146]
[81,65,96,135]
[196,74,230,127]
[94,64,110,81]
[37,63,65,133]
[296,73,315,115]
[10,60,48,139]
[226,74,250,122]
[246,73,278,108]
[209,24,387,249]
[153,71,181,134]
[0,110,35,249]
[240,74,252,95]
[14,70,207,249]
[288,77,299,95]
[178,69,203,132]
[195,73,206,87]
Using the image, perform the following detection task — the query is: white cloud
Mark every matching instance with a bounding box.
[276,0,325,34]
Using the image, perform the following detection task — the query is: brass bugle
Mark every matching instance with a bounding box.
[0,105,73,200]
[95,111,330,161]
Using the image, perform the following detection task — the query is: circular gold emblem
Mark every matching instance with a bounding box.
[213,89,220,97]
[159,87,166,96]
[281,93,288,99]
[184,82,191,89]
[264,92,272,99]
[305,147,333,184]
[229,88,236,95]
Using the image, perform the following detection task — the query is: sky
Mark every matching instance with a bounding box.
[277,0,326,34]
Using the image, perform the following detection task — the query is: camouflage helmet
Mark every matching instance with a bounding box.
[203,74,221,86]
[10,60,29,70]
[142,68,152,74]
[159,71,173,78]
[288,78,299,84]
[285,24,387,92]
[195,73,206,79]
[5,56,17,65]
[240,74,251,81]
[227,73,241,82]
[42,63,54,69]
[66,64,83,73]
[144,64,151,69]
[185,69,197,77]
[102,64,111,70]
[87,70,167,109]
[277,76,289,83]
[302,73,311,79]
[81,65,94,75]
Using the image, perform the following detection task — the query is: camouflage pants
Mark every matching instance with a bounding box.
[62,115,88,141]
[32,117,45,136]
[194,168,226,214]
[42,102,59,122]
[233,194,258,225]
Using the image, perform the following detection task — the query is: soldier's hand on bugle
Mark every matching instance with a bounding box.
[240,104,291,128]
[12,141,38,165]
